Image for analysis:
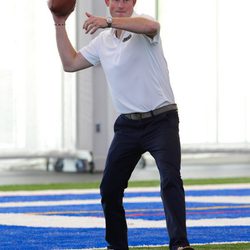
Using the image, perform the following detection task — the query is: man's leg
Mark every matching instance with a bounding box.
[100,115,142,250]
[144,111,190,250]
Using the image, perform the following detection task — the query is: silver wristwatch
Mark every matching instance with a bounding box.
[106,16,112,28]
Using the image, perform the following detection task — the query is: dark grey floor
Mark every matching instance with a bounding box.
[0,160,250,186]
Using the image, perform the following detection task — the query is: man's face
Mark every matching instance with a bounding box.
[105,0,137,18]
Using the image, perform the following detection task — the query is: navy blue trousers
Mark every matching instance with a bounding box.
[100,110,190,250]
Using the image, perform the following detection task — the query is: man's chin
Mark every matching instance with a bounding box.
[114,12,130,18]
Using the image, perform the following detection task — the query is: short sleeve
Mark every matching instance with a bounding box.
[143,31,160,45]
[140,14,160,45]
[79,36,101,66]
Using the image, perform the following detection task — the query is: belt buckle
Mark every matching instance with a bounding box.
[131,113,142,120]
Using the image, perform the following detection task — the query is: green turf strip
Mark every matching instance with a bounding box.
[0,177,249,191]
[130,243,250,249]
[0,178,250,191]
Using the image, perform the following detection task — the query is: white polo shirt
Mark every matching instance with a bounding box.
[80,13,175,114]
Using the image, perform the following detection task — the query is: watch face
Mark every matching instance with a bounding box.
[107,17,112,24]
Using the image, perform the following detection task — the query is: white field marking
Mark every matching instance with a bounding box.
[0,189,102,197]
[0,213,250,228]
[1,195,250,208]
[0,199,101,207]
[0,183,250,196]
[184,183,250,190]
[186,196,250,204]
[0,188,159,197]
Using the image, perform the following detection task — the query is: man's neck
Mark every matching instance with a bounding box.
[115,29,123,39]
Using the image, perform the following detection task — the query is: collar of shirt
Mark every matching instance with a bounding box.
[110,11,138,40]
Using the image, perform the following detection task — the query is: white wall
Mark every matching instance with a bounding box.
[0,1,76,151]
[1,0,249,169]
[159,0,250,145]
[76,0,117,170]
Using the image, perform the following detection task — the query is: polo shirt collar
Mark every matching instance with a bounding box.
[111,11,138,37]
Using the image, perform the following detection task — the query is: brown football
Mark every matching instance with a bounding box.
[48,0,76,16]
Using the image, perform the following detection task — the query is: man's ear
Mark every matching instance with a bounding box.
[105,0,110,7]
[133,0,137,6]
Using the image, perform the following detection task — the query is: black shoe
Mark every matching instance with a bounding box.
[177,247,195,250]
[107,247,128,250]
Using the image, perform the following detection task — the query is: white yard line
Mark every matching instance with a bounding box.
[1,195,250,208]
[0,189,101,197]
[0,213,250,228]
[0,199,101,207]
[186,196,250,204]
[184,183,250,190]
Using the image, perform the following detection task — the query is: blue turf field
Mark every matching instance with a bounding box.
[0,185,249,249]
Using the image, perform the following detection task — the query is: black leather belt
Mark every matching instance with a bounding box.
[124,104,177,120]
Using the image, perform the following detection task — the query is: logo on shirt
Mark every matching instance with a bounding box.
[122,34,132,43]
